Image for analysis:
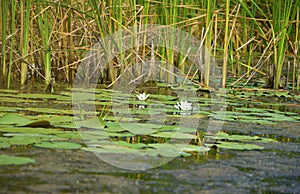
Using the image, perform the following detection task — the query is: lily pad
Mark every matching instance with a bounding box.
[151,131,196,139]
[207,141,264,150]
[0,113,50,127]
[115,141,148,149]
[76,117,106,129]
[174,144,210,152]
[0,141,10,149]
[0,113,30,125]
[0,155,35,165]
[34,141,82,149]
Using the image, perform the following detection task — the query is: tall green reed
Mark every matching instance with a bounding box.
[221,0,230,88]
[37,0,53,84]
[20,0,31,85]
[203,0,215,86]
[7,0,17,89]
[0,0,298,90]
[1,0,8,82]
[272,0,294,89]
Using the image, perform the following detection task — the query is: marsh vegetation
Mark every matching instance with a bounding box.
[0,0,299,90]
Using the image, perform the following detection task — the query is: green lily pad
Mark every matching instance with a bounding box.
[0,113,30,125]
[115,141,148,149]
[0,141,10,148]
[208,141,264,150]
[147,143,191,157]
[0,106,18,112]
[174,144,210,152]
[0,126,62,135]
[151,131,196,139]
[18,120,51,127]
[205,132,276,142]
[16,93,58,100]
[4,133,62,146]
[76,117,106,129]
[0,155,35,165]
[119,123,159,135]
[81,144,139,154]
[34,141,82,149]
[0,89,19,94]
[104,122,128,132]
[0,113,50,127]
[106,131,135,137]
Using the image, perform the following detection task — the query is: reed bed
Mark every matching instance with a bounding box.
[0,0,298,90]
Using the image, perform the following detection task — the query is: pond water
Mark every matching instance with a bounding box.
[0,82,299,193]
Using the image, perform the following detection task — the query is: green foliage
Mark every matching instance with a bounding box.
[0,0,298,88]
[0,155,35,165]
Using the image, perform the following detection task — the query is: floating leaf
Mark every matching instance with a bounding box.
[18,120,51,127]
[148,143,190,157]
[174,144,210,152]
[106,131,135,137]
[151,131,196,139]
[0,113,30,125]
[115,141,148,149]
[0,155,35,165]
[16,93,58,100]
[207,141,264,150]
[0,141,10,149]
[0,126,62,135]
[0,113,50,127]
[76,117,106,129]
[205,132,276,142]
[119,123,159,135]
[34,141,82,149]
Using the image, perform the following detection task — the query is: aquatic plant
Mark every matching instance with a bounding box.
[136,93,150,101]
[174,100,193,111]
[0,0,299,90]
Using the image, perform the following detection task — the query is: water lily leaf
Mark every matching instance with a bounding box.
[205,132,276,142]
[0,106,18,112]
[106,131,135,137]
[0,126,61,135]
[0,113,30,125]
[120,123,159,135]
[150,94,178,101]
[17,107,74,115]
[53,122,79,129]
[34,141,82,149]
[81,144,139,154]
[151,131,196,139]
[6,135,45,146]
[174,144,210,152]
[104,122,127,132]
[0,113,50,127]
[115,141,148,149]
[208,141,264,150]
[105,122,160,135]
[34,115,75,125]
[0,141,10,148]
[80,130,110,142]
[16,93,58,100]
[158,126,197,133]
[0,155,35,165]
[0,89,19,94]
[147,143,190,157]
[76,117,106,129]
[18,120,51,127]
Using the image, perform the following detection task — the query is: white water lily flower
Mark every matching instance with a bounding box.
[174,100,193,111]
[136,92,150,101]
